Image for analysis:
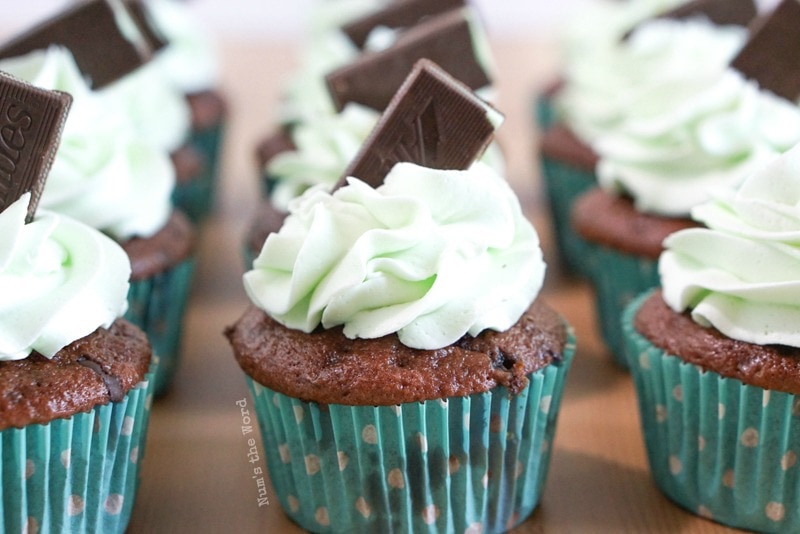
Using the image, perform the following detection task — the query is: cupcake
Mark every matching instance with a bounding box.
[0,71,155,531]
[0,46,197,396]
[0,192,156,534]
[144,0,228,222]
[227,62,575,532]
[538,0,755,275]
[570,8,800,367]
[623,141,800,531]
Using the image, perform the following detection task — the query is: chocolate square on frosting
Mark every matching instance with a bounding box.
[341,0,466,49]
[0,1,151,89]
[124,0,169,53]
[326,8,491,113]
[0,72,72,222]
[339,59,501,189]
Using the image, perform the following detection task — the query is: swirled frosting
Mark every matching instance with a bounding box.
[268,103,380,209]
[560,0,686,65]
[0,194,131,360]
[595,64,800,216]
[0,47,175,240]
[660,143,800,348]
[147,0,221,94]
[98,58,191,153]
[559,17,747,144]
[278,9,369,126]
[244,162,544,350]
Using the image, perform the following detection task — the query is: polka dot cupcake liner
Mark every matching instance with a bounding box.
[125,258,195,396]
[582,242,659,368]
[173,122,225,222]
[0,361,156,534]
[246,330,575,533]
[623,292,800,532]
[538,154,595,278]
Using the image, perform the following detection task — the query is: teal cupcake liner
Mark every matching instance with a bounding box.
[246,330,575,533]
[623,292,800,532]
[538,155,595,277]
[582,241,659,368]
[533,92,557,132]
[172,122,225,222]
[125,258,195,396]
[0,361,156,534]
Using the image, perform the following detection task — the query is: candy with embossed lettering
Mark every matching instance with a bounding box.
[340,58,501,188]
[0,72,71,221]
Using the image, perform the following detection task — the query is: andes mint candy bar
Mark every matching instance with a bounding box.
[339,59,502,189]
[730,0,800,101]
[0,72,72,222]
[623,0,756,40]
[326,9,491,113]
[0,1,149,89]
[342,0,466,49]
[124,0,168,53]
[658,0,756,27]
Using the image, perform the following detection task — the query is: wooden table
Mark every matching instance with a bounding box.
[127,38,740,533]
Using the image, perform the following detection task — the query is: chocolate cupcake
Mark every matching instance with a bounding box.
[623,142,800,531]
[539,0,755,275]
[570,5,800,366]
[0,46,197,396]
[0,199,156,534]
[228,62,575,532]
[0,73,155,533]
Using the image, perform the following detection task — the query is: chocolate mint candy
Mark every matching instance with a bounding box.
[659,0,756,27]
[0,1,150,89]
[326,8,491,113]
[342,0,466,49]
[0,72,72,222]
[623,0,756,40]
[124,0,169,53]
[339,59,502,189]
[730,0,800,102]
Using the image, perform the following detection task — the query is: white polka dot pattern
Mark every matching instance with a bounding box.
[625,314,800,532]
[67,495,84,516]
[242,338,575,533]
[5,364,156,534]
[421,504,439,525]
[355,497,371,518]
[104,494,124,515]
[60,449,71,469]
[362,425,378,444]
